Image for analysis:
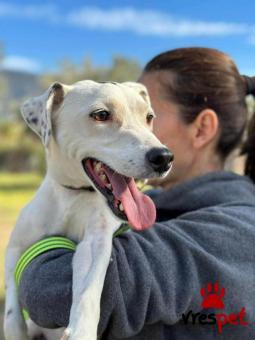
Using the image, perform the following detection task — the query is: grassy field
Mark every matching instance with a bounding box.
[0,172,42,337]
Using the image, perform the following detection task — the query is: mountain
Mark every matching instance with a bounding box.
[0,69,42,119]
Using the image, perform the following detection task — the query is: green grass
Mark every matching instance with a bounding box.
[0,172,42,337]
[0,172,42,299]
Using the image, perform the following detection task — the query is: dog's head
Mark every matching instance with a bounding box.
[21,80,173,230]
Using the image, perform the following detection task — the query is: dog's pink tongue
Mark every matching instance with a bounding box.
[104,168,156,230]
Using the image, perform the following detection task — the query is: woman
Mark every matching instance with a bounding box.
[19,48,255,339]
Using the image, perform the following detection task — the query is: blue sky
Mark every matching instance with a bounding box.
[1,0,255,75]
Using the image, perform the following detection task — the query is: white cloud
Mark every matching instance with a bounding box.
[0,2,254,39]
[1,56,41,73]
[67,7,249,37]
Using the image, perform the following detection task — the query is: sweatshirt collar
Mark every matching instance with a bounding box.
[150,171,255,221]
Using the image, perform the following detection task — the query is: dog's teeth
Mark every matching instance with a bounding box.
[95,162,102,172]
[119,203,124,211]
[100,174,106,182]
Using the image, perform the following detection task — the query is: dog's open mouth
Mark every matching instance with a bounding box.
[82,158,156,231]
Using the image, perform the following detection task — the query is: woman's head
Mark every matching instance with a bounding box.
[139,47,255,187]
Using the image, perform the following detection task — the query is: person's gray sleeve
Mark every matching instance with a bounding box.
[19,207,254,339]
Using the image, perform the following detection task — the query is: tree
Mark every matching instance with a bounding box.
[41,55,141,87]
[107,56,141,82]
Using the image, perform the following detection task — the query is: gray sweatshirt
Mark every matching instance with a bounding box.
[19,171,255,339]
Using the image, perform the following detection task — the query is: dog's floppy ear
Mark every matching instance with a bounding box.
[122,82,151,105]
[21,82,67,146]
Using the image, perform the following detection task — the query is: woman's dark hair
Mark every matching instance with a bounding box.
[143,47,255,181]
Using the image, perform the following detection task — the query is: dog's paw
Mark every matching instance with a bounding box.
[4,313,29,340]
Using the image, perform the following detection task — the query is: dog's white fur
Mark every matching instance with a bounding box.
[4,80,169,340]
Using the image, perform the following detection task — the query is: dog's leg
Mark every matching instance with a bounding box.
[27,319,64,340]
[62,213,119,340]
[4,247,29,340]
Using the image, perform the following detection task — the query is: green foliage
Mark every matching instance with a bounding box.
[0,120,45,173]
[0,172,42,301]
[41,55,141,86]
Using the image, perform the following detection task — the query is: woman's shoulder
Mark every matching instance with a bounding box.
[150,171,255,221]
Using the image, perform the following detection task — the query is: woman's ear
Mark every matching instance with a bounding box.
[192,109,219,149]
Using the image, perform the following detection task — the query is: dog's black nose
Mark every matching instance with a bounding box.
[146,147,174,172]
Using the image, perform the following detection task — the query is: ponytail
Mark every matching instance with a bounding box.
[241,76,255,182]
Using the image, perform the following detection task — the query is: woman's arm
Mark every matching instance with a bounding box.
[19,207,249,338]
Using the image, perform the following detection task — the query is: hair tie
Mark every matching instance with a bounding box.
[242,75,255,95]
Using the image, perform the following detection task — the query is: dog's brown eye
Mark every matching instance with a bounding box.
[90,110,111,122]
[146,113,154,124]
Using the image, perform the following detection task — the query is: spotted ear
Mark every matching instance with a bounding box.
[122,82,151,105]
[21,82,67,146]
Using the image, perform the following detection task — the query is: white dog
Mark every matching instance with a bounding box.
[4,80,173,340]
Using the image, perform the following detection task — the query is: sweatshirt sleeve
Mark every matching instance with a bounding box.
[19,206,254,338]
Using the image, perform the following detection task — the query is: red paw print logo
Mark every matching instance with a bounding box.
[200,282,225,309]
